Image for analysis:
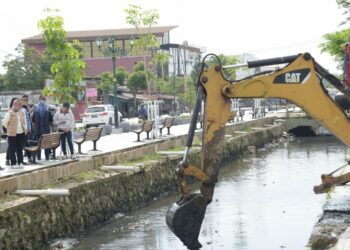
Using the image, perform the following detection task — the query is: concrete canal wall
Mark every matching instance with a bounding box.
[0,117,283,249]
[0,117,275,195]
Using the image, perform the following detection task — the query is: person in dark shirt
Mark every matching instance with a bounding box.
[32,96,53,161]
[138,104,148,120]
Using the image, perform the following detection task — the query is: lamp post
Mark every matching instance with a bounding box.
[96,36,121,128]
[96,35,135,127]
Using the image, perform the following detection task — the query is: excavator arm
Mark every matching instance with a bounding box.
[166,53,350,249]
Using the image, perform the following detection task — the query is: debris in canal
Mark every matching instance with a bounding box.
[49,238,79,250]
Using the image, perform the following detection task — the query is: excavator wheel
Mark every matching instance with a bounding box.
[166,193,208,250]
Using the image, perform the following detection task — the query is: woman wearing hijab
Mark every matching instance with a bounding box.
[3,99,27,168]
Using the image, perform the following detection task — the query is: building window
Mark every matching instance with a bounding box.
[91,39,126,58]
[163,32,169,44]
[92,40,107,58]
[81,41,92,58]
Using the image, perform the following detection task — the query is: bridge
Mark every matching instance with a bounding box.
[272,109,331,136]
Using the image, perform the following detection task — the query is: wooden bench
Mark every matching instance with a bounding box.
[132,120,154,141]
[74,127,103,154]
[24,132,62,163]
[238,109,245,121]
[251,108,259,118]
[159,117,175,136]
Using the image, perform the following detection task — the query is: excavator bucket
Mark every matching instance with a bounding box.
[166,194,208,250]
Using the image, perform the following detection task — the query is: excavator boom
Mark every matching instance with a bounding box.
[167,53,350,249]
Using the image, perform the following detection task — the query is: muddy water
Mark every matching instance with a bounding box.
[73,137,347,250]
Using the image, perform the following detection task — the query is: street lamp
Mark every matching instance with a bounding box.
[96,36,122,128]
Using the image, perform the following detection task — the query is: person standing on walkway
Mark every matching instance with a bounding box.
[138,104,148,120]
[21,95,32,162]
[32,96,52,161]
[5,98,17,166]
[53,102,75,159]
[3,99,28,168]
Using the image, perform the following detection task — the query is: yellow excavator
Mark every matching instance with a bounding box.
[166,52,350,249]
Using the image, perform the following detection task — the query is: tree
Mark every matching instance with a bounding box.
[337,0,350,24]
[127,62,148,115]
[2,44,50,90]
[116,67,128,86]
[178,77,196,113]
[125,4,160,96]
[319,28,350,71]
[38,9,86,103]
[151,51,170,80]
[208,54,239,80]
[0,74,6,91]
[97,72,114,94]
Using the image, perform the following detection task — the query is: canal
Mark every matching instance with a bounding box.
[72,136,347,250]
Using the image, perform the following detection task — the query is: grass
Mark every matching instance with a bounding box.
[0,194,23,210]
[192,136,202,147]
[120,152,165,166]
[72,170,102,182]
[31,169,105,190]
[243,127,253,133]
[166,145,185,152]
[33,182,57,190]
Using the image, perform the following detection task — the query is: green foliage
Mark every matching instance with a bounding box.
[127,63,148,114]
[124,4,160,56]
[319,28,350,70]
[208,54,239,80]
[120,152,164,166]
[178,77,196,110]
[98,67,127,94]
[97,72,114,94]
[2,44,50,90]
[133,62,145,72]
[337,0,350,24]
[156,79,172,94]
[124,5,161,96]
[0,74,5,91]
[127,71,147,92]
[190,59,202,83]
[151,51,170,79]
[116,67,128,85]
[124,4,159,34]
[38,9,86,103]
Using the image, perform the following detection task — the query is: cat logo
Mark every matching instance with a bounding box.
[273,69,311,84]
[285,73,301,83]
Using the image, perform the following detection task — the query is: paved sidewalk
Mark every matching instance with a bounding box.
[0,111,267,179]
[0,122,192,178]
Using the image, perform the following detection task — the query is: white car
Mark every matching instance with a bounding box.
[82,105,123,128]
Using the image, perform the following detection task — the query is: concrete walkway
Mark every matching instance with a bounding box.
[0,123,191,178]
[0,110,275,179]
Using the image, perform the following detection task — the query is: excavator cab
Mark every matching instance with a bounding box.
[166,52,350,249]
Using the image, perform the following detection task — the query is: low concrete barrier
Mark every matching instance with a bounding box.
[0,119,284,249]
[0,117,277,195]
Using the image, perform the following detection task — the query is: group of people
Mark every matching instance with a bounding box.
[0,95,76,170]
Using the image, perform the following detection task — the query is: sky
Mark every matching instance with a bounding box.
[0,0,347,74]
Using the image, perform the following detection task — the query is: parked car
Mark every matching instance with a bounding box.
[82,104,123,128]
